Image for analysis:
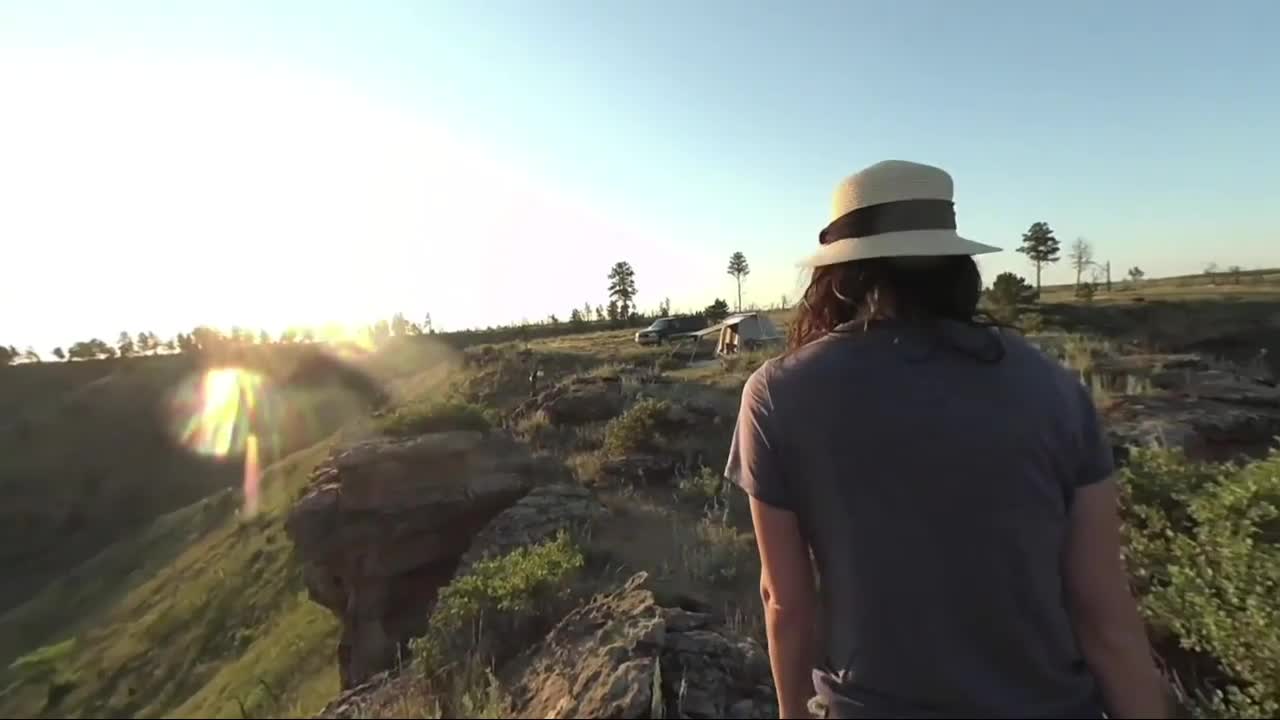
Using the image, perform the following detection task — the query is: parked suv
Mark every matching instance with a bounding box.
[634,315,708,345]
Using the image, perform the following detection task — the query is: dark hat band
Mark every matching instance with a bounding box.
[819,198,956,245]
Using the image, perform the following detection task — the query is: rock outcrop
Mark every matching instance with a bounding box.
[512,376,626,426]
[597,455,681,487]
[506,573,777,719]
[314,574,775,720]
[285,431,539,688]
[458,483,605,571]
[1096,353,1280,462]
[313,482,608,719]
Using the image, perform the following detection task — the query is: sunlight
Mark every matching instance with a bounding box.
[174,368,265,459]
[169,367,282,517]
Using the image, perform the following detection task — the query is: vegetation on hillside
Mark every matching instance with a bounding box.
[4,285,1280,719]
[0,441,343,719]
[1120,447,1280,717]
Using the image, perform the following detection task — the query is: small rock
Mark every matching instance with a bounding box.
[597,455,680,486]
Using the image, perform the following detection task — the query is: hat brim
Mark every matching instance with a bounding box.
[797,229,1002,268]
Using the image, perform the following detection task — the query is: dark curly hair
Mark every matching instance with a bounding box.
[788,255,1004,361]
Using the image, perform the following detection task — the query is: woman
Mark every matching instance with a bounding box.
[726,160,1169,719]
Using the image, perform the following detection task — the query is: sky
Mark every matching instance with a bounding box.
[2,0,1278,353]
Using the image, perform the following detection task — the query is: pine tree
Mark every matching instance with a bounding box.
[727,252,750,311]
[1016,222,1061,292]
[607,262,637,320]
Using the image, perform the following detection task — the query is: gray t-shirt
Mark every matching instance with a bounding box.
[726,320,1112,719]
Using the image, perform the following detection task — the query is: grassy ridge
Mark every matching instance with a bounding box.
[0,344,462,719]
[3,291,1278,718]
[0,345,392,615]
[0,439,345,719]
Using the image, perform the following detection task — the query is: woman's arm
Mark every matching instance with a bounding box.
[1063,478,1171,719]
[750,496,819,720]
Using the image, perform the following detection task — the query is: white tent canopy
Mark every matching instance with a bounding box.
[695,312,783,355]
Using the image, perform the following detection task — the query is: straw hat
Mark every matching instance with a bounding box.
[800,160,1001,268]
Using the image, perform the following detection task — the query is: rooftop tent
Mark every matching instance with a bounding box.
[694,312,783,356]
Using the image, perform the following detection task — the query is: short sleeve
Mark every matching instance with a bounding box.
[1074,381,1115,489]
[725,364,790,510]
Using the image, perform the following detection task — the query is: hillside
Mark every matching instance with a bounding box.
[1,288,1278,718]
[0,338,464,614]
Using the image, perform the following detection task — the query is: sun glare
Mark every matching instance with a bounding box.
[175,368,265,458]
[169,367,285,517]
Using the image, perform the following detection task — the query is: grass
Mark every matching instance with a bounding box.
[0,341,447,615]
[6,288,1279,719]
[0,346,463,720]
[375,399,496,436]
[681,513,755,589]
[0,439,344,719]
[675,465,730,509]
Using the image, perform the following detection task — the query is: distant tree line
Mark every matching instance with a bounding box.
[1,312,438,365]
[5,251,802,365]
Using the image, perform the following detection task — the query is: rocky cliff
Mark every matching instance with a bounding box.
[285,431,540,688]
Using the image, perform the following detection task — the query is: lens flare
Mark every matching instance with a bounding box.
[169,367,288,516]
[243,432,261,518]
[173,368,268,457]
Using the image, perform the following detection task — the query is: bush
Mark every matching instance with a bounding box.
[1119,447,1280,716]
[8,637,77,680]
[601,398,672,457]
[410,531,584,690]
[682,515,754,588]
[987,272,1038,308]
[676,466,727,507]
[9,637,81,710]
[375,400,495,437]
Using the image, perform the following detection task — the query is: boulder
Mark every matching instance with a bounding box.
[597,455,680,487]
[459,483,606,572]
[514,376,625,426]
[1106,393,1280,463]
[506,573,777,719]
[285,431,537,689]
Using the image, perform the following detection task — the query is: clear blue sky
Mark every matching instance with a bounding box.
[3,0,1277,352]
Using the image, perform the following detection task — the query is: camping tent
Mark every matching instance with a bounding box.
[694,312,783,356]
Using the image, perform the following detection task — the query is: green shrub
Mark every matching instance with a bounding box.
[987,271,1038,308]
[682,515,754,588]
[410,531,584,692]
[676,466,727,508]
[601,398,671,457]
[8,637,77,680]
[376,400,495,437]
[9,638,80,711]
[1119,447,1280,717]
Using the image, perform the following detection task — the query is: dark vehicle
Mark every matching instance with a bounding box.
[634,315,708,345]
